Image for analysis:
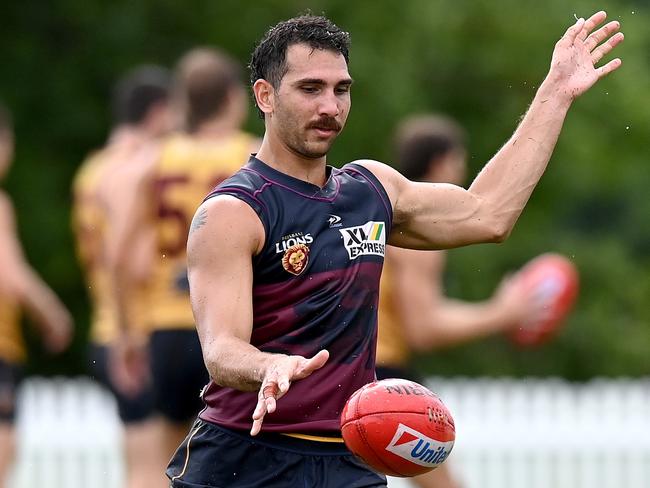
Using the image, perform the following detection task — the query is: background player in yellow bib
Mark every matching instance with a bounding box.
[107,47,260,466]
[0,103,72,488]
[376,114,548,488]
[72,66,172,488]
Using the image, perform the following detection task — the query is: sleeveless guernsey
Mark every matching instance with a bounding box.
[200,156,392,434]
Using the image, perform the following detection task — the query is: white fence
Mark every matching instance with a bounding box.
[13,377,123,488]
[11,376,650,488]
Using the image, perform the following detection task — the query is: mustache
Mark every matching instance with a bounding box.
[308,117,342,132]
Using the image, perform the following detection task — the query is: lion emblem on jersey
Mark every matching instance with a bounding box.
[282,243,310,276]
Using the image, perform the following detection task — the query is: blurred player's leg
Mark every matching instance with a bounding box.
[124,418,169,488]
[160,420,193,463]
[88,344,168,488]
[0,424,15,488]
[150,330,209,460]
[0,357,23,488]
[412,465,461,488]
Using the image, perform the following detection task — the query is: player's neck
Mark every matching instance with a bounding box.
[108,125,149,147]
[256,135,328,187]
[192,117,238,141]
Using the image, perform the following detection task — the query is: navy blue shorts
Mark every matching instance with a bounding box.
[0,358,23,423]
[149,329,209,423]
[167,419,387,488]
[88,344,155,423]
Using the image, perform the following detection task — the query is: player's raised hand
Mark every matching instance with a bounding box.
[548,11,623,101]
[251,349,329,436]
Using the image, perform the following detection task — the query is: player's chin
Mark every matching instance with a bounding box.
[302,139,336,159]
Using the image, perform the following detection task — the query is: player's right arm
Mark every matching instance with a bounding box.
[103,147,158,334]
[0,192,72,352]
[187,195,328,435]
[101,149,158,396]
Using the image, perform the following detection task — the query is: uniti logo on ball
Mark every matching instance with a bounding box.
[385,424,454,468]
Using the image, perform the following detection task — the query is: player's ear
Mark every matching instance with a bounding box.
[253,79,274,116]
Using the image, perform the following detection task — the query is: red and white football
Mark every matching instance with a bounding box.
[340,378,455,477]
[510,253,580,346]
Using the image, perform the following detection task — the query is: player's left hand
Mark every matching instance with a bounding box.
[108,332,150,397]
[41,308,73,354]
[547,11,623,101]
[251,349,329,436]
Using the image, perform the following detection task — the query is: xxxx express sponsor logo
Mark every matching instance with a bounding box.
[339,221,386,260]
[385,424,454,468]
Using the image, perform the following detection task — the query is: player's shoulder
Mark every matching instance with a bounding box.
[340,159,400,205]
[108,141,159,185]
[200,192,255,214]
[343,159,400,184]
[72,149,106,188]
[159,131,189,153]
[345,158,388,171]
[350,158,403,179]
[211,160,262,191]
[192,194,265,251]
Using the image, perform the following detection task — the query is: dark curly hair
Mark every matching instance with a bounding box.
[394,115,466,181]
[249,14,350,117]
[173,47,243,132]
[112,65,171,125]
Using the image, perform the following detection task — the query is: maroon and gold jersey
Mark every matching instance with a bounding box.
[72,151,118,344]
[0,293,22,363]
[72,151,151,343]
[376,258,411,369]
[148,132,255,330]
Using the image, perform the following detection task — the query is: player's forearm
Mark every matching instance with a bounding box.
[404,298,513,351]
[19,269,69,330]
[202,334,284,391]
[109,257,136,334]
[468,79,572,238]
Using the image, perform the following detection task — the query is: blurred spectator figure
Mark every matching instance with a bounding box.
[0,103,73,488]
[105,47,260,473]
[71,65,172,488]
[376,114,538,488]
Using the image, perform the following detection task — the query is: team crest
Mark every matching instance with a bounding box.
[282,243,310,275]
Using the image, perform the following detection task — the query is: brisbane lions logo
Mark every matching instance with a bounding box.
[282,243,310,276]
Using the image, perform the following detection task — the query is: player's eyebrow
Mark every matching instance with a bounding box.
[293,77,354,86]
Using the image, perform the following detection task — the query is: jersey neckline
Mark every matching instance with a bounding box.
[246,155,338,198]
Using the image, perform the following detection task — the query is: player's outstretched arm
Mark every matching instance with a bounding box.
[363,12,623,251]
[0,193,72,353]
[187,196,329,435]
[387,248,530,350]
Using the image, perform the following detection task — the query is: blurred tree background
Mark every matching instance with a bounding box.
[0,0,647,379]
